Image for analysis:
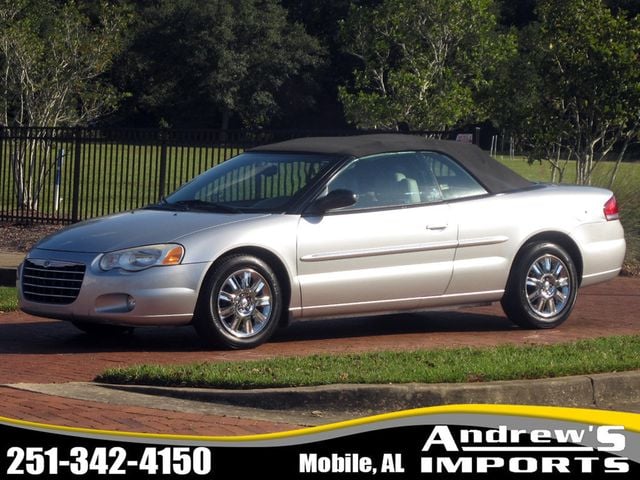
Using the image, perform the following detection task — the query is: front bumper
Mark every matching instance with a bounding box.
[18,248,210,326]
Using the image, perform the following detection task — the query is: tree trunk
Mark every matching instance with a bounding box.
[576,156,584,185]
[11,150,26,208]
[608,136,631,189]
[11,136,54,211]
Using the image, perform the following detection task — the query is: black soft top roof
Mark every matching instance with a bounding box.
[250,134,533,194]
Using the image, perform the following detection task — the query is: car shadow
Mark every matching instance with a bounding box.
[0,310,517,355]
[0,320,205,355]
[272,310,517,343]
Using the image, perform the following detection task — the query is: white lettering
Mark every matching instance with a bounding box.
[460,429,484,444]
[422,426,459,452]
[575,457,599,473]
[486,426,507,443]
[554,428,585,444]
[510,457,537,473]
[542,457,570,473]
[476,457,504,472]
[604,457,630,473]
[597,426,626,452]
[300,454,317,472]
[380,453,404,473]
[298,453,373,473]
[530,429,552,443]
[422,457,474,473]
[318,457,330,472]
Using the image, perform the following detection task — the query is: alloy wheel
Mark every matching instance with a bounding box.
[524,254,572,319]
[215,268,273,338]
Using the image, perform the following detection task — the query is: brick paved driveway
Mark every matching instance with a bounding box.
[1,276,638,435]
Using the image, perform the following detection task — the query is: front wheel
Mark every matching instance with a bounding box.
[193,255,282,349]
[501,242,578,329]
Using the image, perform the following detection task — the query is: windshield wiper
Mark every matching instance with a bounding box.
[143,197,170,210]
[166,199,242,213]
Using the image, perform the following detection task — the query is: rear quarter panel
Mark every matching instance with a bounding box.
[446,185,624,297]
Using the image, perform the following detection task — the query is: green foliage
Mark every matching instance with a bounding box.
[0,0,132,208]
[497,0,640,185]
[2,0,639,147]
[0,287,17,312]
[97,335,640,388]
[118,0,322,128]
[0,0,131,127]
[338,0,516,130]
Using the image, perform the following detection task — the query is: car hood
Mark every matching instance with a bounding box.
[34,209,270,253]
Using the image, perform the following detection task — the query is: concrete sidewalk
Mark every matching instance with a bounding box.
[101,370,640,416]
[0,386,300,436]
[4,370,640,435]
[0,252,22,268]
[0,251,22,286]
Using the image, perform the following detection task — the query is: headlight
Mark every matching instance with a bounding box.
[99,244,185,272]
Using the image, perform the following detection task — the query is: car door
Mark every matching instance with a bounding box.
[296,151,458,318]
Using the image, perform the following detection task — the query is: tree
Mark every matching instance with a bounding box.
[280,0,378,128]
[0,0,130,209]
[496,0,536,27]
[489,24,573,182]
[116,0,322,129]
[606,0,640,16]
[338,0,515,130]
[0,0,129,127]
[499,0,640,185]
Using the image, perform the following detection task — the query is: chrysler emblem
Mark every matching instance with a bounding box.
[29,259,80,269]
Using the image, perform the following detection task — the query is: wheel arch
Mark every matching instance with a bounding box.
[511,231,584,286]
[198,246,293,327]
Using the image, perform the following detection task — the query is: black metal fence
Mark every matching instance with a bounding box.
[0,126,475,224]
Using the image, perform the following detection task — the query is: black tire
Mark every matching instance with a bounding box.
[193,255,282,349]
[501,242,578,329]
[71,321,134,336]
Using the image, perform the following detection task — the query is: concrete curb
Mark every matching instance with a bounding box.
[101,370,640,414]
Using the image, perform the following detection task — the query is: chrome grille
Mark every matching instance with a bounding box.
[22,259,85,305]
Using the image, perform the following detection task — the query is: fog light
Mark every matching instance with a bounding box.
[127,296,136,311]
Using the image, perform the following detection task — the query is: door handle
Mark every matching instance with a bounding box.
[426,223,448,230]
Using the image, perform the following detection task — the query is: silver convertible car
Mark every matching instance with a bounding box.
[18,134,625,348]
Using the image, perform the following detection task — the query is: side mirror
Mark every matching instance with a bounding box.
[308,189,357,215]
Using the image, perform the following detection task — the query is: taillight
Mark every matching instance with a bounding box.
[604,195,619,221]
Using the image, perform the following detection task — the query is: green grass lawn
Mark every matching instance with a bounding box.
[97,336,640,389]
[0,142,242,220]
[0,286,17,312]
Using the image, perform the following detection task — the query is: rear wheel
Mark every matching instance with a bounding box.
[501,242,578,329]
[194,255,282,349]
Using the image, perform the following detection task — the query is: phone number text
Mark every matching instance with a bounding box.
[5,446,212,476]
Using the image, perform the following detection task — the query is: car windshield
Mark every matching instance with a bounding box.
[160,151,337,213]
